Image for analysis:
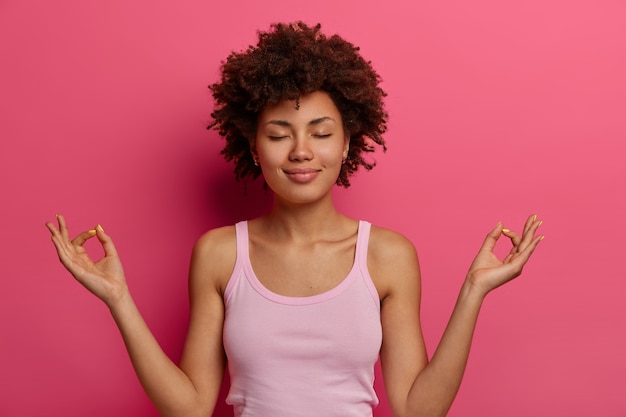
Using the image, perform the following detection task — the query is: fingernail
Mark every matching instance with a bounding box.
[502,228,511,233]
[538,220,543,227]
[540,235,545,241]
[97,224,105,232]
[533,214,537,222]
[88,229,97,235]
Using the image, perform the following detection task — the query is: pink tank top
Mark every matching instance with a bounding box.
[223,220,382,417]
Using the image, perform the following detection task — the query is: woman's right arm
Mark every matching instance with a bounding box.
[46,215,230,417]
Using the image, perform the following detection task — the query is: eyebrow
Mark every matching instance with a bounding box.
[264,117,336,127]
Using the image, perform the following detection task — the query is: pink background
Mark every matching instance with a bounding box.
[1,0,625,416]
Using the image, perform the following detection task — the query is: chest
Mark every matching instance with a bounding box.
[249,238,356,297]
[223,261,383,379]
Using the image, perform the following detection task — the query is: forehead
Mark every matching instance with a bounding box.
[258,91,343,125]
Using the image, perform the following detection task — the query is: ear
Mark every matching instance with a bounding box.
[248,136,260,166]
[343,135,350,159]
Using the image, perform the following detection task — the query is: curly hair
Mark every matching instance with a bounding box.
[208,22,387,187]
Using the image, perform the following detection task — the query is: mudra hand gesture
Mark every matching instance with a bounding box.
[467,214,544,297]
[46,214,128,307]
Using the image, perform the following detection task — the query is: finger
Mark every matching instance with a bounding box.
[48,233,64,256]
[522,214,537,237]
[94,224,119,258]
[510,234,544,268]
[501,228,521,247]
[71,229,98,247]
[479,222,503,253]
[49,233,83,273]
[518,217,543,253]
[46,216,67,242]
[50,236,72,268]
[47,215,92,268]
[57,214,71,241]
[45,219,60,237]
[46,218,74,254]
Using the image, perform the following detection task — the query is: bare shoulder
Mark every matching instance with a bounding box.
[368,225,421,300]
[368,225,418,260]
[190,225,237,295]
[194,225,237,255]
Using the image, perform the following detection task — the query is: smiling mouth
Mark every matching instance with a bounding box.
[283,168,321,183]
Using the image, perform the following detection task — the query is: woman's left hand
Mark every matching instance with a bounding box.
[466,214,544,297]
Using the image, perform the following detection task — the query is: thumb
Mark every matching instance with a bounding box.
[478,222,503,253]
[94,224,119,258]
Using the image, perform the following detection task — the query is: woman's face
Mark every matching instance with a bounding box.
[253,91,349,206]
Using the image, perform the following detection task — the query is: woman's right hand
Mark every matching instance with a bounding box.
[45,214,128,307]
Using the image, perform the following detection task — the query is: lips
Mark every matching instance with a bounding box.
[282,168,321,183]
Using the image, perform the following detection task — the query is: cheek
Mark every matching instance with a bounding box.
[319,144,346,163]
[255,141,283,163]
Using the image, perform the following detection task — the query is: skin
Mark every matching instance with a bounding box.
[46,91,543,417]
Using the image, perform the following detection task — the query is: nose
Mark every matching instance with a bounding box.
[289,137,313,162]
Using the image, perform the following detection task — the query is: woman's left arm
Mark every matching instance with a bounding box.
[377,215,543,417]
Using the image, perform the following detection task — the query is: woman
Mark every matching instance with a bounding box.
[46,22,543,417]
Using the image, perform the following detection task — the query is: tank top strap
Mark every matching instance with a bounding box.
[235,221,249,259]
[224,221,248,301]
[355,220,380,306]
[355,220,371,263]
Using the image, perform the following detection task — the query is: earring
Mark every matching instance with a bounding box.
[253,158,259,166]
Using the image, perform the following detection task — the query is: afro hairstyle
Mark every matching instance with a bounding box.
[208,21,388,187]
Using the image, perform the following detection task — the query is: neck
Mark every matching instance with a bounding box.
[261,193,349,242]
